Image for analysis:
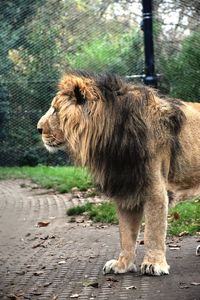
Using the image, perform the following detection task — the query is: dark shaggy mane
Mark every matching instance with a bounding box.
[79,73,153,200]
[60,71,186,202]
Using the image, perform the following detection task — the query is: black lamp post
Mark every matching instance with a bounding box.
[141,0,157,88]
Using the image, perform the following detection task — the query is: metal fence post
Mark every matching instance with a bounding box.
[142,0,157,87]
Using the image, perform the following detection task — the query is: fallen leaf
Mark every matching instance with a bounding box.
[58,260,66,265]
[75,216,85,223]
[30,291,42,296]
[44,282,52,287]
[7,293,24,300]
[106,277,119,283]
[40,235,49,240]
[178,231,189,237]
[70,294,80,298]
[33,270,44,276]
[168,244,180,250]
[37,221,50,227]
[71,187,79,192]
[125,285,137,290]
[190,282,200,286]
[169,247,180,250]
[173,212,180,220]
[16,270,26,275]
[32,240,46,249]
[179,285,190,289]
[105,277,119,288]
[179,282,190,289]
[84,281,99,288]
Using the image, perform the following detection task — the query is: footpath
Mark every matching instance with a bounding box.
[0,180,199,300]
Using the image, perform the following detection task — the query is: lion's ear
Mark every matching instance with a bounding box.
[74,85,87,105]
[59,74,100,104]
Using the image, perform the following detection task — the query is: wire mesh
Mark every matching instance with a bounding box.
[0,0,199,166]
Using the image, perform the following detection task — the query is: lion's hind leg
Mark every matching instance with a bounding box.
[103,205,143,275]
[141,184,170,276]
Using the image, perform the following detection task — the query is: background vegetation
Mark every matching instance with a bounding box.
[0,0,199,166]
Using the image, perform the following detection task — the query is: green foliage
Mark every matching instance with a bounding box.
[168,199,200,236]
[67,202,118,224]
[160,31,200,101]
[67,203,93,216]
[0,166,92,193]
[67,30,143,75]
[68,197,200,235]
[88,202,118,223]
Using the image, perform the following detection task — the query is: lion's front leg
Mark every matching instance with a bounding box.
[103,204,143,275]
[141,186,170,276]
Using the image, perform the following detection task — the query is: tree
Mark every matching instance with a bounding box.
[161,31,200,101]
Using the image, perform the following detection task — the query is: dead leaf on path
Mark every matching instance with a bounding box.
[70,294,80,298]
[40,234,49,240]
[30,291,42,296]
[178,231,189,237]
[37,221,50,227]
[52,296,58,300]
[168,244,181,250]
[43,282,52,287]
[106,277,119,288]
[83,281,99,288]
[7,293,24,300]
[75,216,85,223]
[16,270,26,275]
[179,282,190,289]
[96,224,108,229]
[190,282,200,286]
[125,285,137,290]
[106,277,119,283]
[58,260,66,265]
[169,247,180,250]
[33,270,44,276]
[32,240,46,249]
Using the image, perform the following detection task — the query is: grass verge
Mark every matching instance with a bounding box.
[67,202,118,224]
[0,166,92,193]
[168,199,200,236]
[67,199,200,236]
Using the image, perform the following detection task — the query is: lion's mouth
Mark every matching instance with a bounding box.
[44,142,66,153]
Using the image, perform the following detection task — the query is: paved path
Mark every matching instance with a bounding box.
[0,180,199,300]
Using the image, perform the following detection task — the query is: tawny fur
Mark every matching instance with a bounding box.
[37,72,200,276]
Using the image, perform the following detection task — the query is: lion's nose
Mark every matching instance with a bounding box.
[37,128,43,134]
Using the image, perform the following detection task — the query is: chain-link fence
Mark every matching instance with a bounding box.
[0,0,200,166]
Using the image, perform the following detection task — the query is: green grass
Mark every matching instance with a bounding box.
[168,199,200,236]
[0,166,92,193]
[67,202,118,224]
[67,199,200,236]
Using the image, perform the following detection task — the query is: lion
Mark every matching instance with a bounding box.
[37,71,200,276]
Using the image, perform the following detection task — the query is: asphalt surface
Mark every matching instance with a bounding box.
[0,180,199,300]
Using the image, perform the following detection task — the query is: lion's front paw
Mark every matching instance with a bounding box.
[141,261,170,276]
[103,259,137,275]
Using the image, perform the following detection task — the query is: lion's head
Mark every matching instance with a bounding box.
[37,71,185,202]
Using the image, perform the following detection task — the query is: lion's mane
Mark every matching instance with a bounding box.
[57,72,185,205]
